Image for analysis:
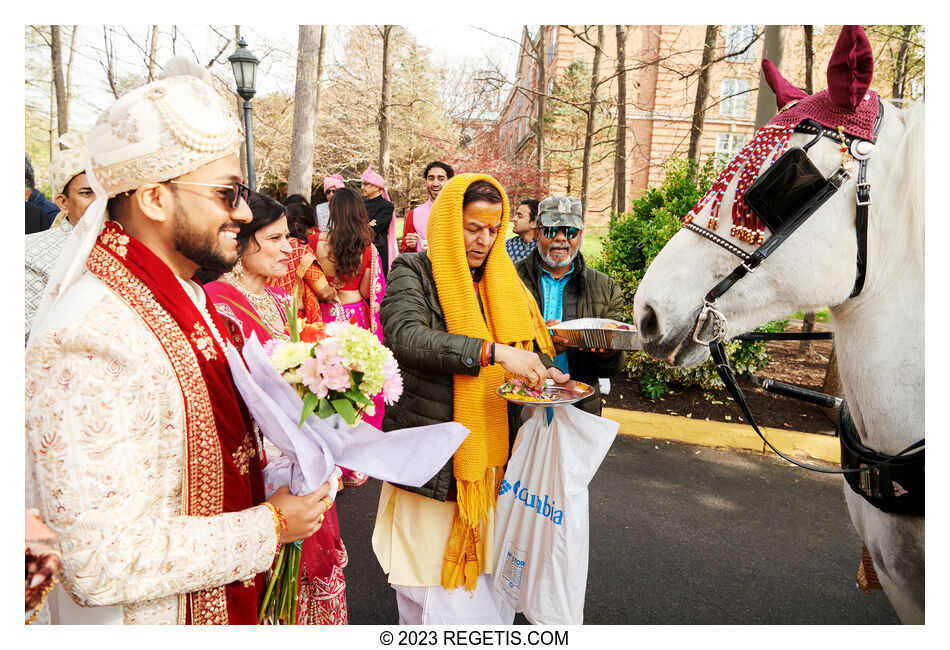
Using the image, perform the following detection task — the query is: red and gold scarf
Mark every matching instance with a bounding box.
[87,221,266,624]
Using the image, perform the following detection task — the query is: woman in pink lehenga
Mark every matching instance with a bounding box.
[204,192,349,625]
[309,188,387,486]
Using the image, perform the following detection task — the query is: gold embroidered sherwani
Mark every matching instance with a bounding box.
[25,272,278,624]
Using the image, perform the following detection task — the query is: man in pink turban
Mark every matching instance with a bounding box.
[316,174,345,232]
[361,165,396,274]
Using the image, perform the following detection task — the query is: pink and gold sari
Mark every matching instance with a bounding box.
[205,277,349,625]
[318,245,387,431]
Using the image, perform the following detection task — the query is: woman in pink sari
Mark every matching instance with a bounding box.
[205,192,349,625]
[309,187,387,443]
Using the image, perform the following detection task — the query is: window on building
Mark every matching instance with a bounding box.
[548,28,557,64]
[715,133,746,162]
[725,25,756,62]
[720,78,751,117]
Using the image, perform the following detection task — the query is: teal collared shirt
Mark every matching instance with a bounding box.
[539,262,575,374]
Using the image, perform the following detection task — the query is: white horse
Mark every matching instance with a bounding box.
[633,29,924,623]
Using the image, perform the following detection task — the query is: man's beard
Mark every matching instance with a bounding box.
[171,201,239,275]
[540,244,577,269]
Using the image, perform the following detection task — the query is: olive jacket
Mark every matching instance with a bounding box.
[515,248,625,415]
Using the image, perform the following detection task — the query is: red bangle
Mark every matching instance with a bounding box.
[480,340,490,367]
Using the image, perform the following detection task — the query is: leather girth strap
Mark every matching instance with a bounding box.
[838,401,924,516]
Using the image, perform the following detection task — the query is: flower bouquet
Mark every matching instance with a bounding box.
[267,316,403,427]
[227,299,469,624]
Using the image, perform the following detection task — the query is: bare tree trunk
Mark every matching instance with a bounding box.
[288,26,320,200]
[378,25,394,178]
[235,25,247,181]
[314,26,327,126]
[51,26,69,142]
[613,25,628,215]
[534,25,547,178]
[147,25,159,81]
[687,25,719,163]
[803,25,814,94]
[66,26,77,116]
[48,78,55,162]
[102,26,120,100]
[581,26,604,215]
[799,26,817,356]
[892,24,913,100]
[754,25,785,128]
[821,344,843,423]
[798,312,819,357]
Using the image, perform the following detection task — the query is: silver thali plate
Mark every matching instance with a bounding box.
[496,380,594,406]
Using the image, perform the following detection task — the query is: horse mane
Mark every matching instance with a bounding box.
[896,101,925,266]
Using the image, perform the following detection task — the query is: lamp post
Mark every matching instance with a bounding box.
[229,37,260,190]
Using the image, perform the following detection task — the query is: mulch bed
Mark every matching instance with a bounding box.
[601,329,837,434]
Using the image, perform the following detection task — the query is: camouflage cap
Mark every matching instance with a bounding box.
[537,196,584,230]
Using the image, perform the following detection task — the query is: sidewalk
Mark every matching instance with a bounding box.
[603,407,840,464]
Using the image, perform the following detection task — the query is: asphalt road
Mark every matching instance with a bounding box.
[334,434,899,625]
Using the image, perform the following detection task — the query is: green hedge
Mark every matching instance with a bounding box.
[595,157,786,399]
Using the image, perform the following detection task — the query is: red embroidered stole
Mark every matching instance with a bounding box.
[86,222,265,625]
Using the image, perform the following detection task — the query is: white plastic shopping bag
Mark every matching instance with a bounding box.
[492,405,618,624]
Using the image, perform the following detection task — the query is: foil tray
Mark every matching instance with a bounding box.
[550,318,641,351]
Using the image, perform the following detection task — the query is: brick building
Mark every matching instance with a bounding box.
[494,25,852,226]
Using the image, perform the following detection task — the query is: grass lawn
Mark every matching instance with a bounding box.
[581,229,603,261]
[788,307,832,323]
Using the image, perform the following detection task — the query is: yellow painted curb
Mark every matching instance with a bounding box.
[602,407,840,464]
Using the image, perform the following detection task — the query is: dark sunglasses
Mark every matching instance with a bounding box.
[541,225,580,240]
[325,188,338,196]
[169,180,251,209]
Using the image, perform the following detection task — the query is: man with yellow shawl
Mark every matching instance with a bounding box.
[372,174,565,624]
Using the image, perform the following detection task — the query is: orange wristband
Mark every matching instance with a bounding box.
[262,502,288,541]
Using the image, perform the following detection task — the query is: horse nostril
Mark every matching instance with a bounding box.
[638,304,660,342]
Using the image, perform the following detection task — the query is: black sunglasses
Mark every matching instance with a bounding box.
[168,180,251,209]
[541,225,580,240]
[227,181,252,209]
[326,188,338,196]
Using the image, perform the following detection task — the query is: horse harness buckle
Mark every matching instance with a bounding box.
[692,302,727,346]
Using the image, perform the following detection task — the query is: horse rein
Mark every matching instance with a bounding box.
[682,98,925,476]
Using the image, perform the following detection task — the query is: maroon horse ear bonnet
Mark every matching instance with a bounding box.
[685,25,878,244]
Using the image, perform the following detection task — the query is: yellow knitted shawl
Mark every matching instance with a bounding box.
[427,173,554,590]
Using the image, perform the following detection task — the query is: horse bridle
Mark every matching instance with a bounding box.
[682,98,924,476]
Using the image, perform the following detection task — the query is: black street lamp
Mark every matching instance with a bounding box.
[229,37,260,190]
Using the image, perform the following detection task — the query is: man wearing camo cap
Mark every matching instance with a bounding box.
[515,196,624,415]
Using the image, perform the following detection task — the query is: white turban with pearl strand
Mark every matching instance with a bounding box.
[28,57,243,345]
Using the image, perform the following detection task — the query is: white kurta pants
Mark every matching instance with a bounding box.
[393,577,516,625]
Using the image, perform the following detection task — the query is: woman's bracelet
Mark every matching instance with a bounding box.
[262,502,288,541]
